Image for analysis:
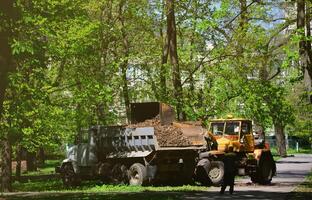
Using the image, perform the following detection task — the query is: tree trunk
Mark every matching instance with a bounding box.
[160,0,168,101]
[239,0,248,31]
[0,0,16,116]
[99,0,113,68]
[160,32,169,101]
[166,0,185,120]
[15,146,22,181]
[1,138,12,192]
[118,0,131,122]
[0,0,18,192]
[297,0,312,103]
[305,1,312,103]
[274,123,287,157]
[26,151,37,172]
[37,147,45,167]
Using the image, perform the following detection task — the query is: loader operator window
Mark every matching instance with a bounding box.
[224,122,240,135]
[210,122,224,136]
[241,121,251,135]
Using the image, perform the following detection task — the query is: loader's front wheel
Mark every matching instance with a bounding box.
[128,163,147,186]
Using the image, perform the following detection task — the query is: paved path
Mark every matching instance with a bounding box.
[184,154,312,200]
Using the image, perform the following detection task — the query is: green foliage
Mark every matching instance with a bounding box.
[1,1,311,192]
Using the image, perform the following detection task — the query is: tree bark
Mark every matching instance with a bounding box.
[160,0,168,101]
[239,0,248,31]
[15,146,22,181]
[1,138,12,192]
[297,0,312,103]
[26,151,37,172]
[0,0,18,192]
[274,123,287,157]
[37,147,45,167]
[305,1,312,103]
[160,31,169,101]
[166,0,185,120]
[118,0,131,122]
[99,0,113,68]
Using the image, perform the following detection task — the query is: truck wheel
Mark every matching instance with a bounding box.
[61,163,79,187]
[111,164,129,184]
[207,161,224,186]
[128,163,147,186]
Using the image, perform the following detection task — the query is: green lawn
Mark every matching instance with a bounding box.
[270,147,312,157]
[3,192,181,200]
[9,180,207,200]
[12,179,208,193]
[22,160,60,176]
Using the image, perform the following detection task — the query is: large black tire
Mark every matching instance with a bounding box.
[61,163,80,187]
[111,164,129,184]
[128,163,147,186]
[251,153,274,184]
[207,161,224,186]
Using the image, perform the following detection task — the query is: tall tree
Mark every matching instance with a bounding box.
[297,0,312,103]
[0,0,18,192]
[166,0,184,120]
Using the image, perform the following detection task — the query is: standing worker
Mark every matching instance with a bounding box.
[220,146,237,194]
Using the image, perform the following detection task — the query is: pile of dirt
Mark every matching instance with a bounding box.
[128,117,192,147]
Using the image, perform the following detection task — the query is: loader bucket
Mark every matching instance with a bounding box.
[130,102,175,125]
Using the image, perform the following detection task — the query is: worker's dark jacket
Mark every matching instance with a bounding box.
[222,152,237,186]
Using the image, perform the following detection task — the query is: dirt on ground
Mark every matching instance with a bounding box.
[128,117,192,147]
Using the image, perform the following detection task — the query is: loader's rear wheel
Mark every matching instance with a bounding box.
[129,163,147,186]
[207,161,224,186]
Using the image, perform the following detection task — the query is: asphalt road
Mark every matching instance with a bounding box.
[184,154,312,200]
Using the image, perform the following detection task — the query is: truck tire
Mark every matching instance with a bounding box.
[195,159,211,186]
[61,163,79,187]
[111,164,129,184]
[207,161,224,186]
[128,163,147,186]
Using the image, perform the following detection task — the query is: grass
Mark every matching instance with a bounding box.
[12,179,208,193]
[12,160,60,177]
[9,180,207,200]
[23,160,60,176]
[270,147,312,157]
[286,170,312,200]
[4,192,181,200]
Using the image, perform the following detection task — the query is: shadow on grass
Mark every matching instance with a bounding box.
[2,190,311,200]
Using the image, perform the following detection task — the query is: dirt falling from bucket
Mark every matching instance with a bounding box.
[128,117,192,147]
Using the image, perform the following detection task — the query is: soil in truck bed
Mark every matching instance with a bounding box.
[128,117,192,147]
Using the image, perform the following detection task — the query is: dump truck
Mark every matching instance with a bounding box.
[195,117,276,186]
[56,102,208,186]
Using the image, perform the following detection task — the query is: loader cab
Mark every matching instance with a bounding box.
[208,119,255,153]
